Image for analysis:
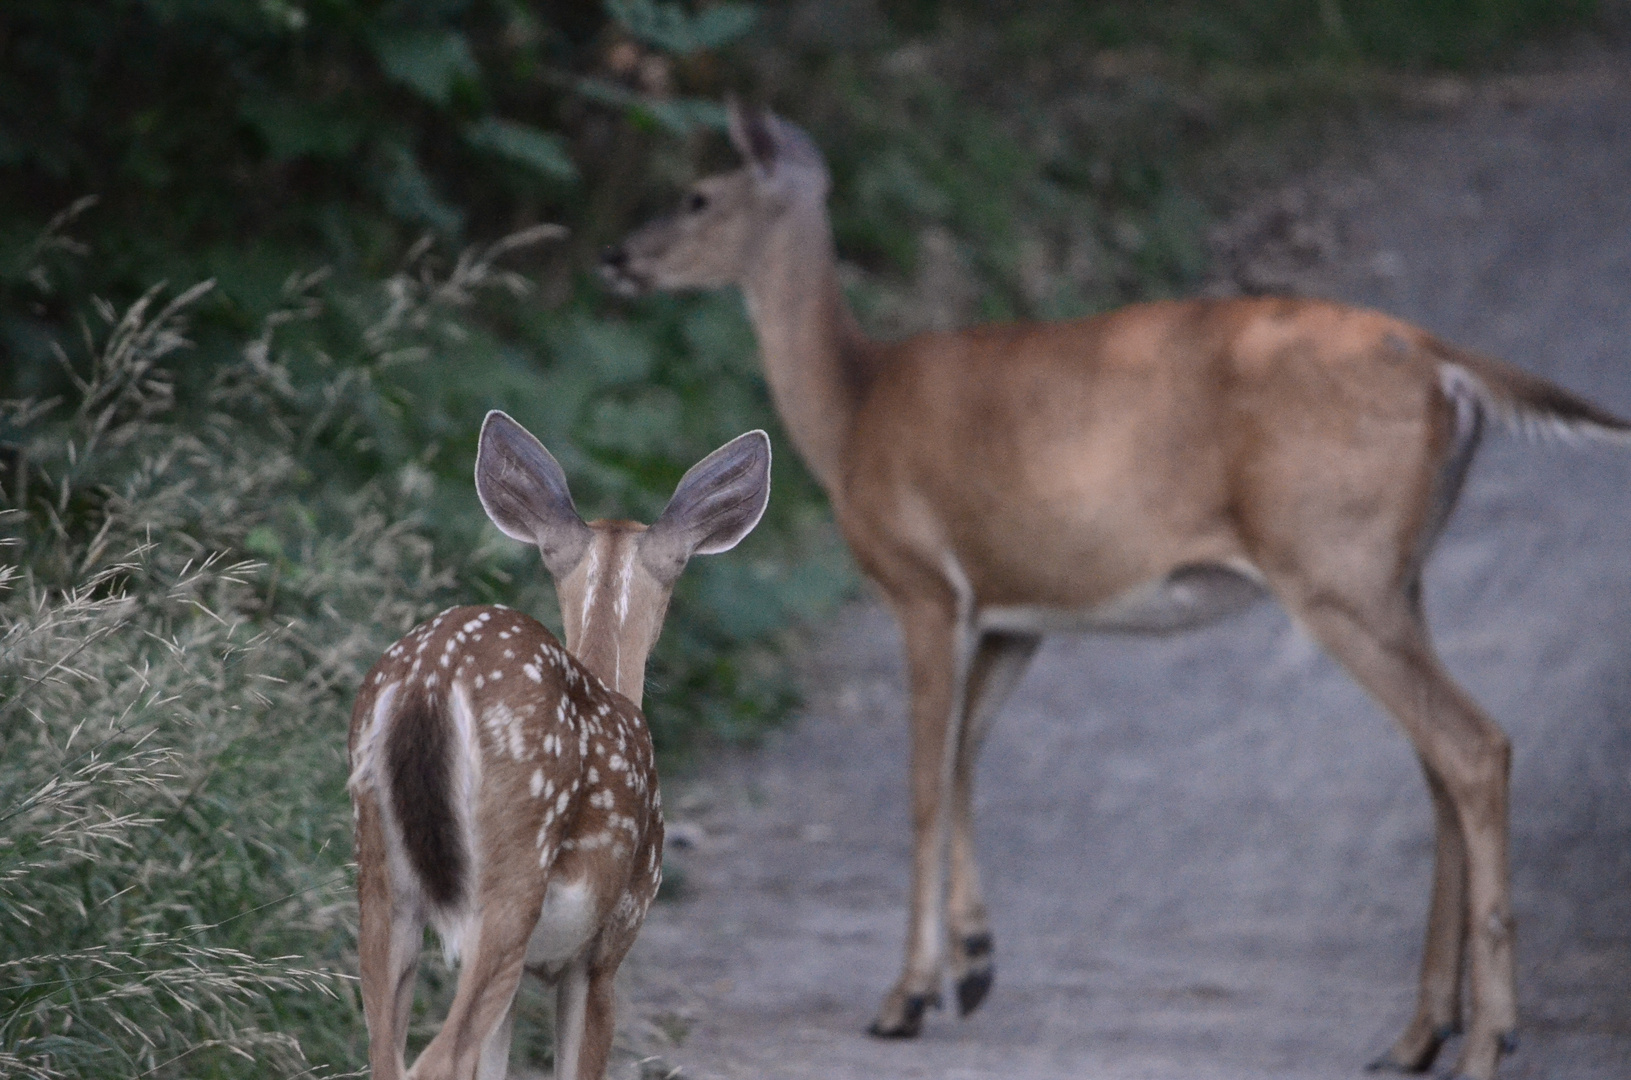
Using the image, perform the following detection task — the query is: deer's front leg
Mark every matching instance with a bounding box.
[947,631,1039,1019]
[870,594,972,1038]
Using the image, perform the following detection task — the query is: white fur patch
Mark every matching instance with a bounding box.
[526,874,598,973]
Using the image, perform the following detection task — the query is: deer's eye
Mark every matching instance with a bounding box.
[685,191,709,214]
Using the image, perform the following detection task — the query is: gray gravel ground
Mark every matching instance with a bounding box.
[617,57,1631,1080]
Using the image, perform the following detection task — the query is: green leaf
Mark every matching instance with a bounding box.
[575,78,727,136]
[464,118,578,181]
[243,526,284,560]
[240,97,365,161]
[690,4,759,49]
[553,314,656,385]
[372,29,479,107]
[378,144,464,235]
[605,0,757,55]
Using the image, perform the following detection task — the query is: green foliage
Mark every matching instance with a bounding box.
[609,0,759,55]
[887,0,1599,69]
[0,281,430,1077]
[0,220,848,1072]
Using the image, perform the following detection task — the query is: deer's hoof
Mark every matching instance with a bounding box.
[956,966,994,1017]
[867,989,940,1039]
[1430,1029,1518,1080]
[953,933,995,1016]
[1365,1055,1427,1075]
[1367,1022,1461,1074]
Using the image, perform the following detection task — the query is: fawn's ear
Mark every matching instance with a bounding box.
[475,411,592,576]
[641,430,772,580]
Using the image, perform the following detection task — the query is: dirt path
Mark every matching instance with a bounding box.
[618,55,1631,1080]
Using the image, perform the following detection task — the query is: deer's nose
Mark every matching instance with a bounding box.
[600,246,629,270]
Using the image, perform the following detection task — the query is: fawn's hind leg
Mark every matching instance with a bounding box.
[356,792,427,1080]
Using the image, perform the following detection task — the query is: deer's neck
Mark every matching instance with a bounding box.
[568,629,646,709]
[559,532,652,709]
[739,203,875,497]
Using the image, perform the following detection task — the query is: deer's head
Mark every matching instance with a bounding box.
[474,410,771,705]
[600,100,829,296]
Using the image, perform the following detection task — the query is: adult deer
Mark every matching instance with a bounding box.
[348,411,771,1080]
[601,102,1631,1080]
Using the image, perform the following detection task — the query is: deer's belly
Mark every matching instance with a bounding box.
[979,563,1266,635]
[525,874,599,972]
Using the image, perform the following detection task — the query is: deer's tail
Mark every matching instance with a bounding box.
[1431,340,1631,446]
[384,687,469,912]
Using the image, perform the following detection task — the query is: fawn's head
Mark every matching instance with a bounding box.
[601,99,829,296]
[474,411,771,706]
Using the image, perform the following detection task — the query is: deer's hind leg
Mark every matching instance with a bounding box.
[947,630,1040,1018]
[1368,760,1470,1072]
[552,941,627,1080]
[355,791,428,1080]
[1271,579,1515,1080]
[408,879,546,1080]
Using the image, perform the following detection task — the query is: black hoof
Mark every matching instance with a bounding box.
[956,967,993,1016]
[1366,1023,1461,1074]
[867,993,938,1039]
[955,933,995,1017]
[1427,1029,1516,1079]
[1366,1055,1424,1075]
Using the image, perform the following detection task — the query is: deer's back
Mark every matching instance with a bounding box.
[839,297,1451,609]
[349,606,662,963]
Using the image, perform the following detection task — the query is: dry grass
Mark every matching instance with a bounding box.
[0,229,567,1076]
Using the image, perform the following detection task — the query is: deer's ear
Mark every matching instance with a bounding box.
[642,430,771,579]
[727,96,778,181]
[727,99,829,196]
[475,411,592,575]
